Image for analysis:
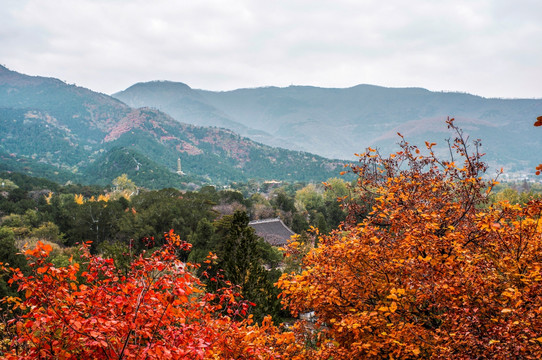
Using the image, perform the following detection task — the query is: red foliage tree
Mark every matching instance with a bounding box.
[1,231,301,359]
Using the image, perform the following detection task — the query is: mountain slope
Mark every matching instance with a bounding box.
[83,147,202,189]
[114,81,542,173]
[0,66,346,187]
[113,81,286,149]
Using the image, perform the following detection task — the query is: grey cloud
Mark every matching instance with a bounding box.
[1,0,540,98]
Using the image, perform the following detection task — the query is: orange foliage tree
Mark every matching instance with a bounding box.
[534,116,542,175]
[278,119,542,358]
[0,231,302,359]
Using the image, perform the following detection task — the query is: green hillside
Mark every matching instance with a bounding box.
[114,81,542,174]
[0,65,347,188]
[83,147,202,190]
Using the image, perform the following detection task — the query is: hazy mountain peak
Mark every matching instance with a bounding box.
[115,78,542,174]
[0,64,68,88]
[119,80,192,94]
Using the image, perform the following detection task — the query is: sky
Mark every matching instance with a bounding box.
[1,0,541,98]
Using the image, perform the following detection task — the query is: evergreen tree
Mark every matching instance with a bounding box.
[212,211,284,322]
[0,227,28,300]
[187,218,217,265]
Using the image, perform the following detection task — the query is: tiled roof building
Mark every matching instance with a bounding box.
[249,218,295,247]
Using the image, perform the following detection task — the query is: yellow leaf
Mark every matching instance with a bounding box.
[387,294,398,300]
[389,301,398,313]
[412,347,421,355]
[501,308,512,313]
[418,255,432,262]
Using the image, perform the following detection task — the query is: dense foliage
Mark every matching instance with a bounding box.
[278,119,542,358]
[2,118,542,358]
[0,171,345,323]
[1,232,303,359]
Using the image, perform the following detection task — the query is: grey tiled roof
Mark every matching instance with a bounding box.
[249,218,295,246]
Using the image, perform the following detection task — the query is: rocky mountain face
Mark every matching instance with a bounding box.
[114,81,542,175]
[0,66,346,188]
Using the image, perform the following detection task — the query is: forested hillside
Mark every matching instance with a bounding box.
[115,81,542,173]
[0,65,347,188]
[3,120,542,357]
[0,170,349,332]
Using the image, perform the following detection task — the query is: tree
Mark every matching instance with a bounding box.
[272,189,296,214]
[534,116,542,174]
[0,179,18,191]
[67,198,124,251]
[29,221,63,244]
[323,177,349,203]
[291,212,309,234]
[278,119,542,358]
[111,174,138,199]
[187,218,217,264]
[321,177,349,230]
[0,227,28,300]
[126,189,217,244]
[212,211,284,322]
[295,184,324,212]
[1,231,301,359]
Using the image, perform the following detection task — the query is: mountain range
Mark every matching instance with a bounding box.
[114,81,542,175]
[0,65,346,188]
[1,64,541,189]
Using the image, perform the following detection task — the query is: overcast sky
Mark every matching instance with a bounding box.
[2,0,541,98]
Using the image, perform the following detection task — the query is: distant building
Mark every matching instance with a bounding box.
[176,157,185,176]
[264,180,282,185]
[249,218,295,247]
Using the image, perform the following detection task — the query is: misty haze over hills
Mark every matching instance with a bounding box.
[0,63,541,188]
[114,81,542,175]
[0,65,346,187]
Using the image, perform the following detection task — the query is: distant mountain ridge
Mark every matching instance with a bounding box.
[0,66,346,188]
[114,81,542,175]
[114,81,276,147]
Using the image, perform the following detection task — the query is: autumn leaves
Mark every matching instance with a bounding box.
[3,118,542,358]
[278,119,542,358]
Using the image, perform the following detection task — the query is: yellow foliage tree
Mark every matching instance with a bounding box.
[74,194,84,205]
[278,119,542,358]
[112,174,138,200]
